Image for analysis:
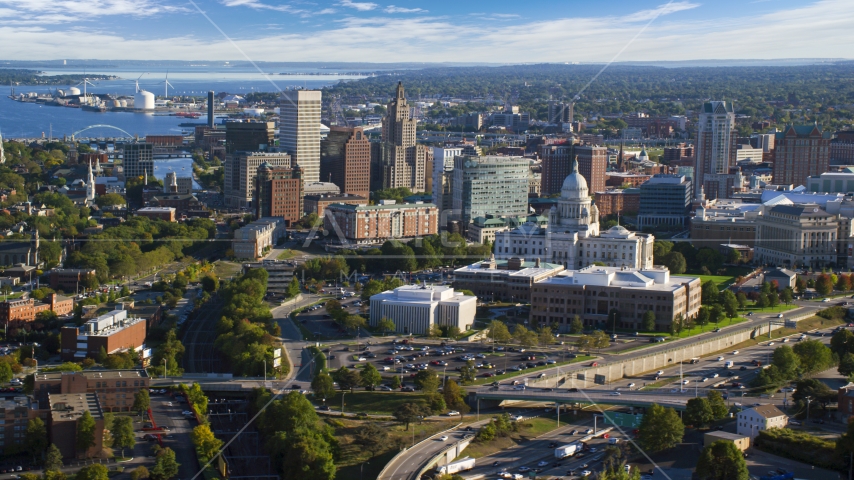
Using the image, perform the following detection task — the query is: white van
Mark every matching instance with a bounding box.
[724,361,734,368]
[608,438,620,444]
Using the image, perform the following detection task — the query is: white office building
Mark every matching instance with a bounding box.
[280,90,322,183]
[737,405,788,441]
[432,146,464,211]
[369,285,476,335]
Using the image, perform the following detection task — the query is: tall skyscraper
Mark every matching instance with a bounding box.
[432,146,464,212]
[225,121,275,154]
[772,125,831,186]
[123,143,153,179]
[280,90,322,183]
[694,101,737,199]
[224,152,291,208]
[574,145,608,194]
[256,162,304,226]
[207,91,215,128]
[548,101,573,124]
[320,126,371,199]
[374,82,432,191]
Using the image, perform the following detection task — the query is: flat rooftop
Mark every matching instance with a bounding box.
[48,393,103,423]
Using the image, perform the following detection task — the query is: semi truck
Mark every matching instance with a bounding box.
[436,457,476,475]
[554,442,584,459]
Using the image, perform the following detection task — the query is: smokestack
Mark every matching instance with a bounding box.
[207,91,215,128]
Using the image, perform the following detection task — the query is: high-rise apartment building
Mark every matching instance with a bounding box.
[225,121,275,154]
[224,152,291,208]
[694,101,737,199]
[320,126,371,199]
[548,101,573,124]
[255,162,304,226]
[374,82,432,191]
[122,143,153,180]
[772,125,831,186]
[831,131,854,165]
[280,90,322,183]
[451,155,530,228]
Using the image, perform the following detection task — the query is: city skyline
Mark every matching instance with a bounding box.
[0,0,850,62]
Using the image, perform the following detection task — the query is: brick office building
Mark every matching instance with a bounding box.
[34,370,150,414]
[304,193,368,217]
[255,163,303,226]
[324,201,438,244]
[594,189,641,216]
[59,310,147,361]
[48,393,105,459]
[320,126,371,199]
[772,125,832,187]
[49,269,97,292]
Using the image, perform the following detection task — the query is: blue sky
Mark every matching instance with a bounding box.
[0,0,850,62]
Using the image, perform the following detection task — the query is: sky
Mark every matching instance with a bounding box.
[0,0,851,63]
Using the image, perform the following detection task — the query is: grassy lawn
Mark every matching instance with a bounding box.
[326,391,432,415]
[685,274,736,291]
[726,315,846,352]
[471,355,595,385]
[742,303,798,314]
[611,317,749,354]
[212,260,241,280]
[329,416,451,480]
[276,249,297,260]
[640,376,679,391]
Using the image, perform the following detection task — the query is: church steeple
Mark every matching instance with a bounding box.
[396,81,405,99]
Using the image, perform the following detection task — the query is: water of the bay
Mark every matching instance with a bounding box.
[0,65,364,139]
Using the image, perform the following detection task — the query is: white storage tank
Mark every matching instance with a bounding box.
[67,87,81,95]
[120,99,128,108]
[135,90,155,110]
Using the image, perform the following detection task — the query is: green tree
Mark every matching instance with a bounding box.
[736,292,748,309]
[696,307,710,331]
[150,447,180,480]
[132,388,150,414]
[772,345,801,379]
[130,467,150,480]
[780,287,794,305]
[707,390,729,420]
[661,251,687,274]
[570,315,584,334]
[459,360,477,385]
[513,324,537,347]
[591,330,610,352]
[642,310,656,331]
[413,369,440,393]
[25,417,48,462]
[696,440,749,480]
[353,423,388,455]
[201,274,219,293]
[793,339,834,375]
[286,276,300,298]
[76,410,96,457]
[727,249,742,265]
[191,424,224,460]
[638,404,684,453]
[311,372,336,401]
[701,280,719,304]
[816,273,834,296]
[537,326,556,346]
[0,361,13,383]
[359,363,382,389]
[487,320,512,344]
[377,317,396,336]
[835,417,854,480]
[111,416,136,458]
[393,402,429,430]
[341,314,367,333]
[756,293,769,310]
[44,444,64,472]
[831,329,854,357]
[720,290,739,321]
[332,367,360,392]
[390,375,402,389]
[840,353,854,377]
[75,464,109,480]
[685,398,714,428]
[443,379,470,416]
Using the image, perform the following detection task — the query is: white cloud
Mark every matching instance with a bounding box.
[384,5,426,13]
[1,0,852,63]
[625,1,700,22]
[338,0,377,11]
[0,0,187,24]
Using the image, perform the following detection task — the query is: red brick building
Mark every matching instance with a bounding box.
[48,393,105,459]
[324,201,438,244]
[0,294,74,323]
[594,188,641,216]
[320,126,371,199]
[49,268,97,292]
[135,207,176,222]
[540,143,573,196]
[59,309,147,361]
[575,145,607,194]
[35,370,150,414]
[255,163,303,226]
[772,125,831,186]
[606,173,651,188]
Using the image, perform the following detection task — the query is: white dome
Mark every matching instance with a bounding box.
[561,157,588,199]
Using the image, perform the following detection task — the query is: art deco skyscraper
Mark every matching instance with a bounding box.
[373,82,432,191]
[280,90,322,183]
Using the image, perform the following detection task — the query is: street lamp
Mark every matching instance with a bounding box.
[360,462,370,480]
[163,358,168,380]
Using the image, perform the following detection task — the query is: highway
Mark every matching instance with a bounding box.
[380,426,477,480]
